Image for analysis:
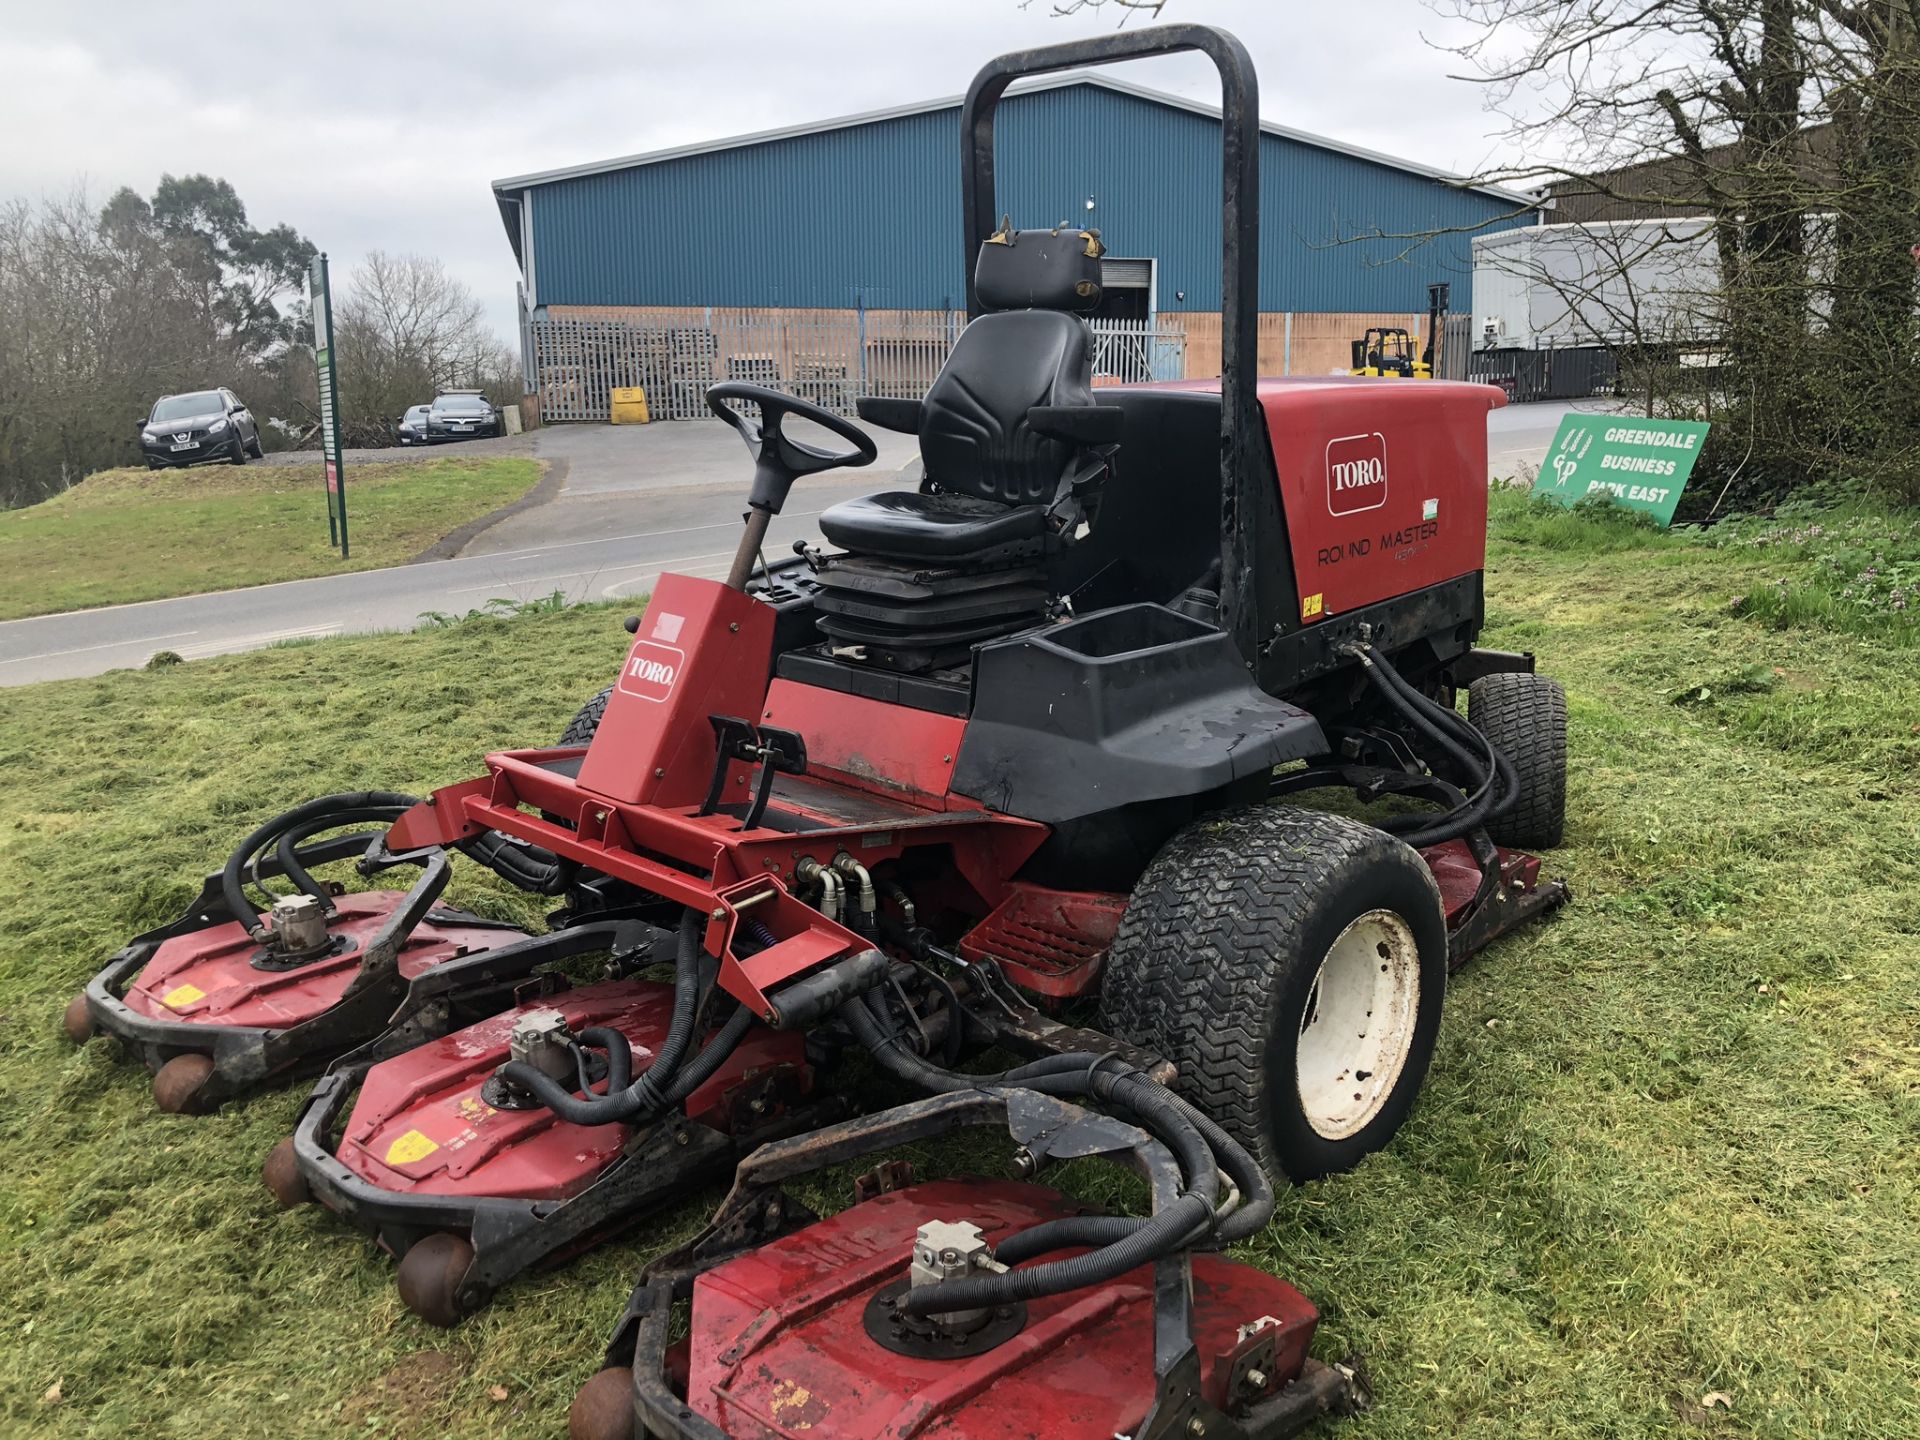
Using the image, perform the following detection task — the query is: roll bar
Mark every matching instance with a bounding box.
[960,23,1264,661]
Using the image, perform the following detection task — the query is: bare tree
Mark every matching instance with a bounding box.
[333,251,517,443]
[0,181,315,506]
[1021,0,1169,21]
[1433,0,1920,506]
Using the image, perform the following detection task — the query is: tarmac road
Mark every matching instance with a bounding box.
[0,400,1587,688]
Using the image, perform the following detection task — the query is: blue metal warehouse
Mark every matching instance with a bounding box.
[492,74,1539,418]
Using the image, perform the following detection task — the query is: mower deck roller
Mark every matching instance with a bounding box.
[77,22,1572,1436]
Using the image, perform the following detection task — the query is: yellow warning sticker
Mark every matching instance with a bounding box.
[160,983,206,1011]
[384,1129,440,1166]
[1301,592,1325,620]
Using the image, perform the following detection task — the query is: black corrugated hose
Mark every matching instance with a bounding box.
[222,791,426,937]
[221,792,570,936]
[496,909,710,1124]
[838,990,1275,1319]
[1343,642,1519,848]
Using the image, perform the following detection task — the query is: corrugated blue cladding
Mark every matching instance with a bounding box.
[525,85,1529,313]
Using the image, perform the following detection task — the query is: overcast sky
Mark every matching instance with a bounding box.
[0,0,1521,337]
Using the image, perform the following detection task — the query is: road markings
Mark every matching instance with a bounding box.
[2,630,199,665]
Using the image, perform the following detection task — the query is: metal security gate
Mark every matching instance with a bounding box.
[530,313,1185,422]
[1468,345,1618,402]
[1440,313,1474,380]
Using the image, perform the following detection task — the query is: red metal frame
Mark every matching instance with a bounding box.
[386,572,1049,1022]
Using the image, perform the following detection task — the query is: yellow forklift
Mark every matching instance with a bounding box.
[1350,327,1429,378]
[1350,283,1449,379]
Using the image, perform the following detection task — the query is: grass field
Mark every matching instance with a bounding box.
[0,457,543,621]
[1,491,1915,1438]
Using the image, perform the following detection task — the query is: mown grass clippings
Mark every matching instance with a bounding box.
[0,504,1915,1438]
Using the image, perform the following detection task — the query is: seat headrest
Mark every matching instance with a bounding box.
[975,222,1105,314]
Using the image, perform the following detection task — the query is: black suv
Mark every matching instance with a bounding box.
[425,391,502,443]
[140,389,263,468]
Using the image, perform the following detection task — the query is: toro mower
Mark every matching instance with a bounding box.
[68,22,1570,1435]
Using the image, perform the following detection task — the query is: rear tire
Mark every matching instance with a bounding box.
[247,433,264,459]
[1099,806,1448,1182]
[559,687,612,746]
[1468,672,1567,850]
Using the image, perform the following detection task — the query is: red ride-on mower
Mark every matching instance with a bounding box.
[70,20,1569,1428]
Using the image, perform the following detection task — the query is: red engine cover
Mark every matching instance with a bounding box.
[335,979,809,1202]
[1256,376,1503,623]
[685,1179,1318,1439]
[122,892,525,1032]
[1151,376,1504,625]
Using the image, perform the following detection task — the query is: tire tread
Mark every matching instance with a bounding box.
[1099,805,1441,1180]
[560,687,613,747]
[1468,672,1568,849]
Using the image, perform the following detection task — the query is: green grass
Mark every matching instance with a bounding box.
[0,457,543,621]
[2,504,1917,1438]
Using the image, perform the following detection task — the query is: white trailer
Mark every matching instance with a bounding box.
[1472,219,1721,351]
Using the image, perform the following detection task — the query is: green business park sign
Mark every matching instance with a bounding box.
[1533,415,1710,526]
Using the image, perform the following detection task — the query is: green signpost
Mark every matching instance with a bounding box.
[310,253,348,557]
[1532,414,1710,527]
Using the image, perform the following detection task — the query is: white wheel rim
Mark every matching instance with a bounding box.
[1294,908,1421,1141]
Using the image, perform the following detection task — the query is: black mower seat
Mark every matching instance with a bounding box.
[816,490,1045,562]
[810,223,1113,670]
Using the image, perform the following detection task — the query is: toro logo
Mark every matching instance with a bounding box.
[618,639,683,703]
[1326,431,1389,515]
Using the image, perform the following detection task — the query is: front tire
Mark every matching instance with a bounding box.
[228,437,247,466]
[1099,806,1448,1182]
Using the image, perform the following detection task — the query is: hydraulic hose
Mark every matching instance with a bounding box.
[222,792,423,937]
[656,1003,756,1108]
[1368,646,1511,807]
[902,1189,1215,1319]
[573,1026,635,1095]
[496,909,706,1125]
[269,810,429,913]
[1344,644,1518,848]
[837,993,1267,1319]
[458,830,566,893]
[226,789,571,948]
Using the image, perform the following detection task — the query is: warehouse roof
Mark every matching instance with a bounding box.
[492,72,1538,210]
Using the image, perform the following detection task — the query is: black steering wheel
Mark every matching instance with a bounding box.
[706,382,877,515]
